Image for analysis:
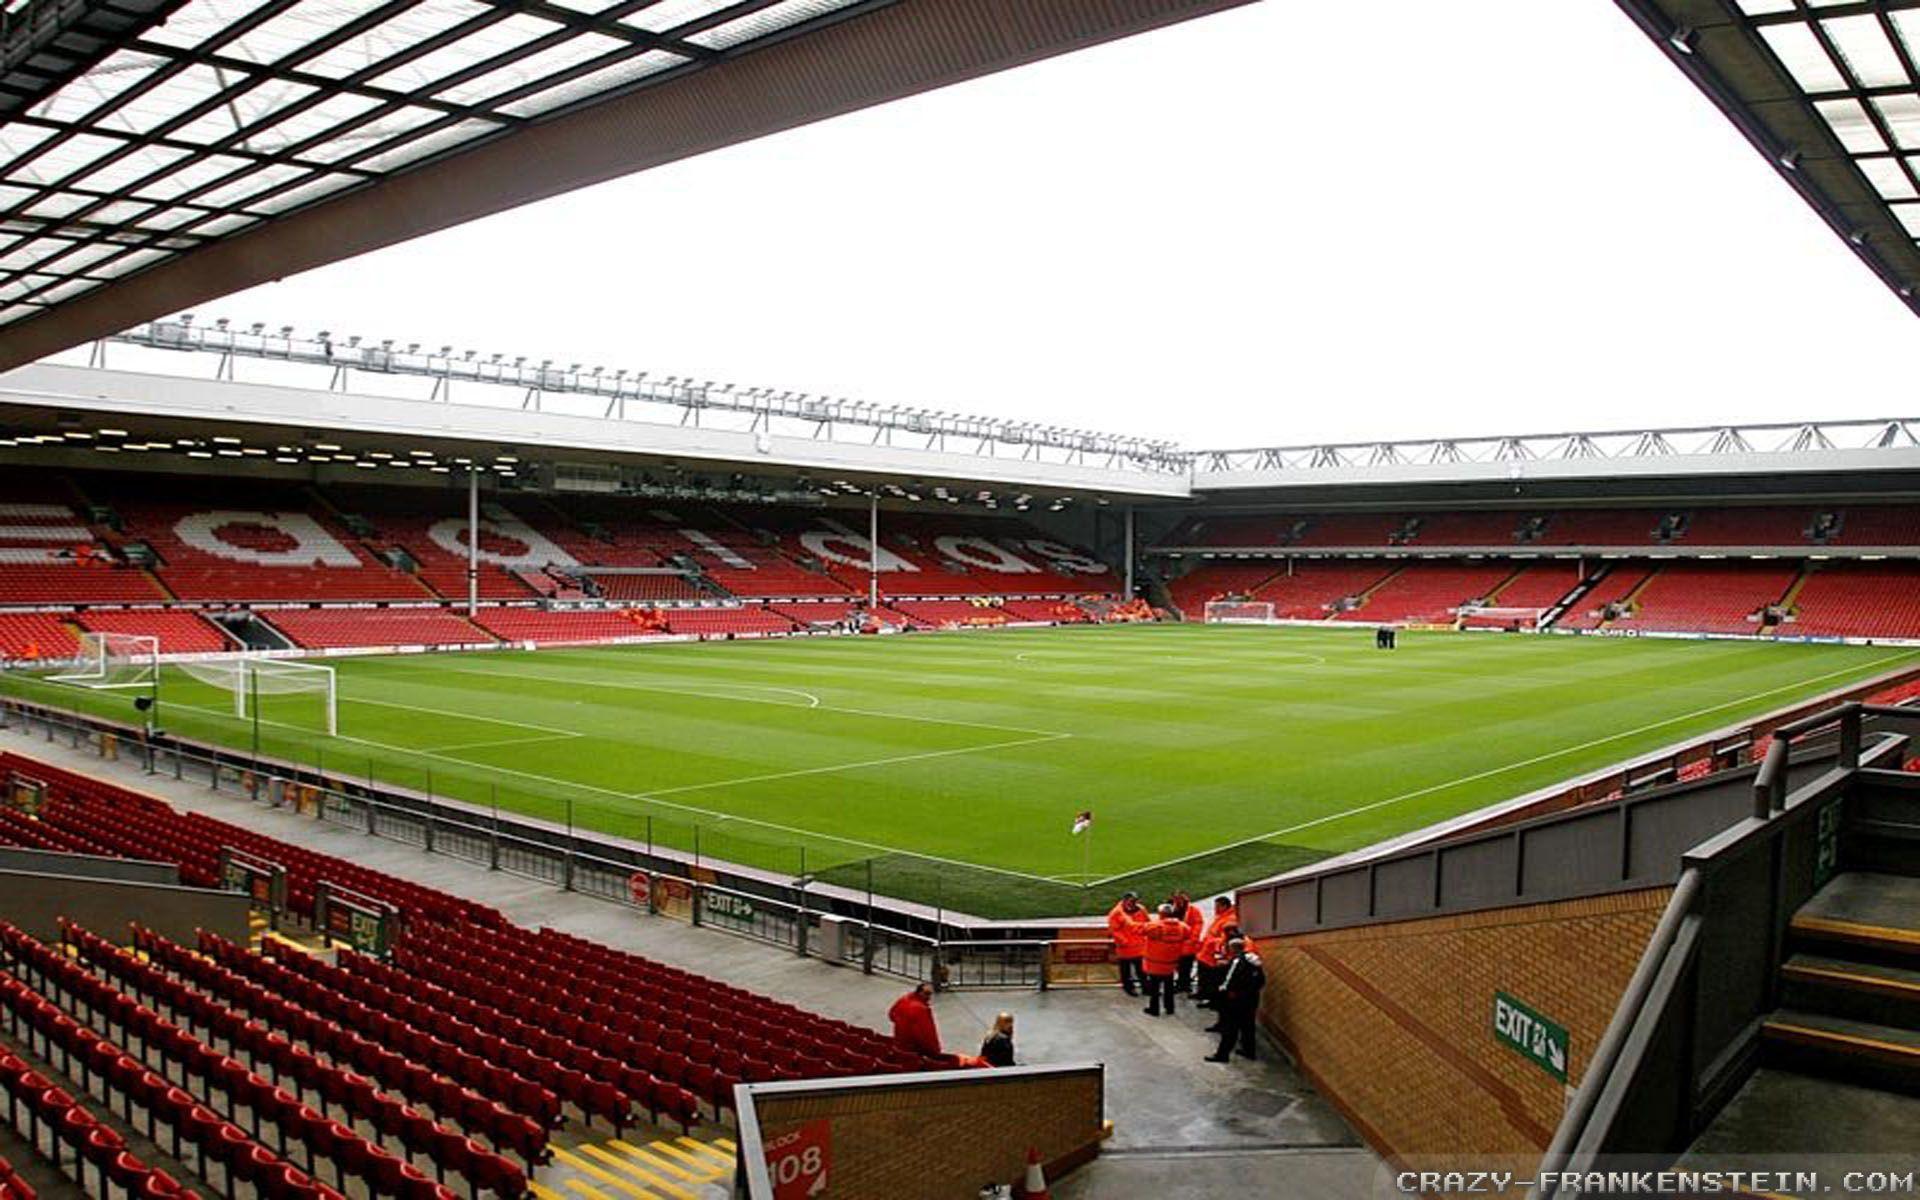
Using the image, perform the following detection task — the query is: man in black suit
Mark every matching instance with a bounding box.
[1204,939,1266,1063]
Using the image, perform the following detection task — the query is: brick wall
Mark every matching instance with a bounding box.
[748,1066,1104,1199]
[1262,887,1671,1167]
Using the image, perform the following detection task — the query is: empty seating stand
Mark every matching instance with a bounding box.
[77,611,232,655]
[261,609,497,651]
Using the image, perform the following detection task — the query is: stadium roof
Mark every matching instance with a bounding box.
[1619,0,1920,315]
[0,0,1251,371]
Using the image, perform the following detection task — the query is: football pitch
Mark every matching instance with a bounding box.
[5,625,1913,919]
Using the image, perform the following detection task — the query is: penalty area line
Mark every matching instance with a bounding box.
[1086,649,1920,888]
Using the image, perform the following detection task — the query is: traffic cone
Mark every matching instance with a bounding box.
[1014,1147,1050,1199]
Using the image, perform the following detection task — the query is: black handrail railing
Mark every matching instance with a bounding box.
[1536,700,1920,1196]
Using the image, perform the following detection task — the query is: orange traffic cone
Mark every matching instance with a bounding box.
[1014,1147,1050,1199]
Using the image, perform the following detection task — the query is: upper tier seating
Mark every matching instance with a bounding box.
[1676,507,1817,546]
[756,512,1115,598]
[1335,561,1517,624]
[1830,505,1920,546]
[1614,562,1799,635]
[1401,511,1524,546]
[84,474,426,603]
[0,613,78,661]
[0,484,164,603]
[263,609,497,650]
[75,609,232,654]
[1288,513,1404,548]
[324,486,546,601]
[1787,565,1920,639]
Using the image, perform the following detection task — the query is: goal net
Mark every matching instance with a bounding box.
[177,658,338,736]
[1459,606,1548,631]
[1203,600,1278,624]
[50,632,158,689]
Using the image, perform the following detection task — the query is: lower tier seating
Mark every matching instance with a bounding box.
[661,608,797,637]
[1334,562,1516,624]
[1787,564,1920,639]
[468,608,659,645]
[0,614,77,662]
[1614,562,1798,635]
[76,610,232,655]
[262,610,498,650]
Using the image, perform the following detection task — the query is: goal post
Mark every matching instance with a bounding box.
[50,632,159,689]
[177,657,338,736]
[1203,600,1278,624]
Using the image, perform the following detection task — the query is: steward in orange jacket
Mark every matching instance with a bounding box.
[1195,897,1239,1006]
[1140,906,1189,1017]
[1174,892,1206,994]
[1107,893,1149,996]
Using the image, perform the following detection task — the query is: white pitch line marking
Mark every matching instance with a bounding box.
[414,662,1068,739]
[1089,649,1920,886]
[425,731,585,754]
[158,696,1069,886]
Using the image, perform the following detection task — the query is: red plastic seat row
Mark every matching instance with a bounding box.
[0,928,345,1200]
[260,940,648,1134]
[1,1042,182,1199]
[139,931,547,1174]
[76,926,534,1193]
[196,933,564,1150]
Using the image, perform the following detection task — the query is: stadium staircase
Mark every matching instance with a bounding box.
[1673,773,1920,1182]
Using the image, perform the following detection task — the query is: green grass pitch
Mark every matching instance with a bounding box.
[6,625,1913,919]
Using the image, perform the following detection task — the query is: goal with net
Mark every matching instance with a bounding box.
[50,632,158,689]
[1458,606,1548,631]
[177,658,338,736]
[1203,600,1278,624]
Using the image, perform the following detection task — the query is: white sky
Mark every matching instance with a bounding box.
[187,0,1919,450]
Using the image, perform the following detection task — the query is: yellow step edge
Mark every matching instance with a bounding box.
[1781,963,1920,999]
[710,1137,736,1152]
[602,1144,702,1182]
[1763,1021,1920,1062]
[675,1137,733,1167]
[581,1144,699,1200]
[1791,915,1920,951]
[549,1147,672,1200]
[564,1185,618,1200]
[527,1184,569,1200]
[605,1139,704,1183]
[648,1142,721,1174]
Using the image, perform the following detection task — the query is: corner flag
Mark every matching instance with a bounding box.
[1070,810,1093,835]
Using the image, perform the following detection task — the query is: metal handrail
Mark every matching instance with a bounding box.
[1538,698,1920,1195]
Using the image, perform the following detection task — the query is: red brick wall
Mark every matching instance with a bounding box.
[1262,887,1671,1166]
[749,1067,1104,1199]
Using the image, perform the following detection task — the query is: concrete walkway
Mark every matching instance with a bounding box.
[1,725,1382,1196]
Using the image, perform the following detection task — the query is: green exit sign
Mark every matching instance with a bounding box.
[1493,991,1569,1082]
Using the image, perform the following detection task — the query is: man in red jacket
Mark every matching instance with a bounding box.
[888,983,942,1058]
[1107,892,1149,996]
[1195,895,1239,1006]
[1140,904,1188,1017]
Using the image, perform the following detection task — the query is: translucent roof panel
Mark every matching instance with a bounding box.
[0,0,899,326]
[1725,0,1920,296]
